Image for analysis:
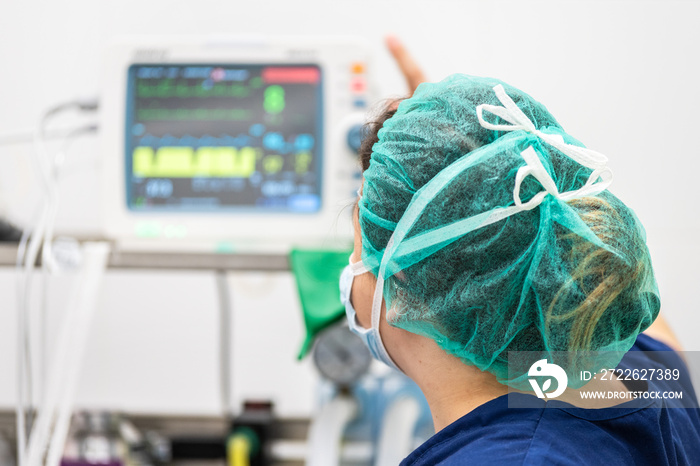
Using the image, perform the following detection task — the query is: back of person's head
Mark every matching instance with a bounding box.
[357,74,660,385]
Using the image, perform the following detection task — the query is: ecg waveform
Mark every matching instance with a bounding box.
[136,78,262,98]
[136,108,252,121]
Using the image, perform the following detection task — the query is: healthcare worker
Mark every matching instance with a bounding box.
[340,37,700,464]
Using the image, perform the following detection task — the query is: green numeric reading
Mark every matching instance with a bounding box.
[264,85,285,114]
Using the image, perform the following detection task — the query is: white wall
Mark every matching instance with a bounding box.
[0,0,699,416]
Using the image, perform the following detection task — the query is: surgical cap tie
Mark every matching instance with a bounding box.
[513,147,613,210]
[476,84,609,170]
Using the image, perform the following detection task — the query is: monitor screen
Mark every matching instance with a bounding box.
[125,64,323,213]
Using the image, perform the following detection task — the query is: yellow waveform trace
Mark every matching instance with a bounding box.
[132,146,257,178]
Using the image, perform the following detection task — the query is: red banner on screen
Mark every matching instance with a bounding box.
[262,67,320,84]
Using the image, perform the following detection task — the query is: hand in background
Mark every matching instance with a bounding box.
[385,35,427,96]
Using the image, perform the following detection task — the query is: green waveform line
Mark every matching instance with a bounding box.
[137,80,253,98]
[136,108,252,121]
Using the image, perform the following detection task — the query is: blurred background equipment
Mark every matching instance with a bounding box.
[306,342,433,466]
[61,412,127,466]
[101,36,371,252]
[0,219,22,242]
[8,34,398,466]
[312,325,372,386]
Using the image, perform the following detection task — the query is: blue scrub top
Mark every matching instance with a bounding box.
[401,334,700,465]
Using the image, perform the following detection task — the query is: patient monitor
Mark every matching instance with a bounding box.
[101,37,371,251]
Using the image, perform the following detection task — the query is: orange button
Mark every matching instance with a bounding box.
[351,62,365,74]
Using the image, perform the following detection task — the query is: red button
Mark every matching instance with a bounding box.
[351,76,366,94]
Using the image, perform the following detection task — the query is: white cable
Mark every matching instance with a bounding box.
[25,242,110,466]
[0,96,97,146]
[45,243,110,466]
[16,203,49,466]
[14,106,63,466]
[31,125,95,432]
[41,125,96,273]
[15,99,98,466]
[25,126,96,466]
[15,202,52,466]
[37,125,94,416]
[18,124,95,440]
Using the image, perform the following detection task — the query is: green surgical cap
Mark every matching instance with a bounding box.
[360,74,660,386]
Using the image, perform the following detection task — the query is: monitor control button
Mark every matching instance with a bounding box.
[346,124,365,153]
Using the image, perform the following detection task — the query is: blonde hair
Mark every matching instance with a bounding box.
[547,196,645,352]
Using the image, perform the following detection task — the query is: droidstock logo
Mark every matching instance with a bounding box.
[528,359,568,399]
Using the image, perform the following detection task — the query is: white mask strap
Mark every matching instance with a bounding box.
[349,257,369,275]
[371,235,394,333]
